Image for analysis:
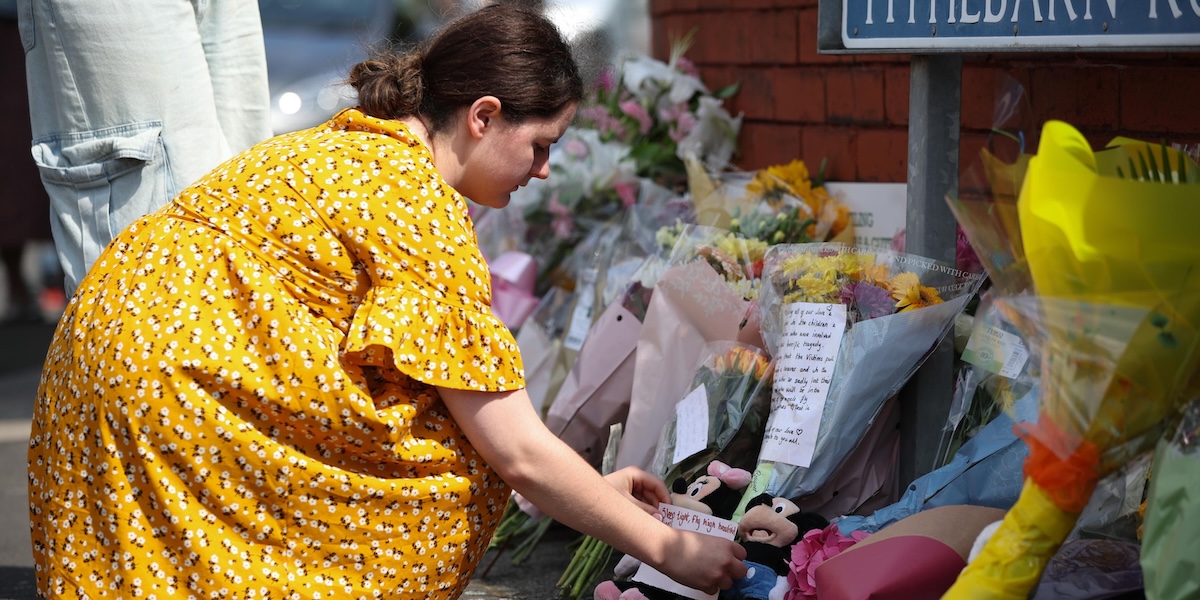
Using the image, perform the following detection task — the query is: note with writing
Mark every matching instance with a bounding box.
[632,503,738,600]
[672,384,710,466]
[758,302,848,468]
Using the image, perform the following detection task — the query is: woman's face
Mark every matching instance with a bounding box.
[460,102,577,209]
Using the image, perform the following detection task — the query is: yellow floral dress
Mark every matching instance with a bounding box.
[27,108,525,599]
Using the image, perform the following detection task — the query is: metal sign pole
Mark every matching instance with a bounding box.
[898,54,961,486]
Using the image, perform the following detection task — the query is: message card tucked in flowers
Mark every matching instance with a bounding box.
[759,302,848,468]
[672,383,710,465]
[633,503,738,600]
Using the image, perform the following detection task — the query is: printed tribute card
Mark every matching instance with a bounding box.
[758,302,848,468]
[632,503,738,600]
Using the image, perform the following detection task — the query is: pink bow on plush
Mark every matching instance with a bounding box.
[489,251,540,330]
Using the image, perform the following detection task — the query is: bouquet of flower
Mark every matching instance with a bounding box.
[944,121,1200,599]
[647,341,775,486]
[576,30,742,192]
[738,242,984,512]
[687,157,853,249]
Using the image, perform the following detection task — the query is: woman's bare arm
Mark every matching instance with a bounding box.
[439,386,747,593]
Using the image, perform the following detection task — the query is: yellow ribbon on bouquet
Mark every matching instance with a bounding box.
[944,121,1200,599]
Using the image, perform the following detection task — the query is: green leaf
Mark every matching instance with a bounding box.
[713,81,742,99]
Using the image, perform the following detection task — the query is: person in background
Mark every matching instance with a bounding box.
[17,0,272,296]
[27,4,748,598]
[0,0,59,322]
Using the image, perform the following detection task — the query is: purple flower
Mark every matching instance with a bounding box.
[841,281,894,320]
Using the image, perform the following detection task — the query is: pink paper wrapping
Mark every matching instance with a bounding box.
[615,259,749,472]
[489,251,540,329]
[814,536,965,600]
[543,301,641,469]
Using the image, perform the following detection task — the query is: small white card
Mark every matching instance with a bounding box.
[672,384,710,466]
[632,503,738,600]
[758,302,848,468]
[563,287,595,351]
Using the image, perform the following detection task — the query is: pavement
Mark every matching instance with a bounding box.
[0,318,606,599]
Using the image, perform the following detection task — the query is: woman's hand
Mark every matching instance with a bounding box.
[652,529,748,594]
[604,466,670,516]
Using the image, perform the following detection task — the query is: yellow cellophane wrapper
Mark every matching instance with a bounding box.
[943,480,1078,600]
[943,121,1200,599]
[1017,121,1200,457]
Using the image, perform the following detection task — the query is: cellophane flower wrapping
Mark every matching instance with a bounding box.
[944,121,1200,599]
[646,341,774,486]
[1140,398,1200,600]
[743,242,984,507]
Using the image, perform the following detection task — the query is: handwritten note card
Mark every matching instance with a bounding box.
[672,384,710,466]
[632,503,738,600]
[758,302,848,468]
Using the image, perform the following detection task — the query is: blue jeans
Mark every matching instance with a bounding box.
[18,0,271,294]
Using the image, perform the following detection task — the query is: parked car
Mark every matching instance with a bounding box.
[259,0,398,134]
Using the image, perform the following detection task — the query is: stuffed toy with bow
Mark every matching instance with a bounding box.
[594,460,753,600]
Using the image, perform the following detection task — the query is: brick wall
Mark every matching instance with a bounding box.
[648,0,1200,183]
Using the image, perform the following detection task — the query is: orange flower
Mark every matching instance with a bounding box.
[890,271,944,312]
[859,262,893,291]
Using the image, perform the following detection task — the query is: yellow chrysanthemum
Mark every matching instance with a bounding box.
[785,273,840,303]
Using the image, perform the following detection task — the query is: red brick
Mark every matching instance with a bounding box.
[748,11,801,65]
[698,65,740,94]
[773,67,827,123]
[855,128,907,182]
[726,68,775,120]
[883,65,909,126]
[1030,67,1120,132]
[825,67,885,124]
[687,13,746,63]
[734,122,804,170]
[959,65,1001,132]
[801,126,856,181]
[1120,66,1200,136]
[798,8,855,65]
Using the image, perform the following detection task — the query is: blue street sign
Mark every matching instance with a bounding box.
[843,0,1200,49]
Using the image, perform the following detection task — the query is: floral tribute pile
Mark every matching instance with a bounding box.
[463,32,1200,600]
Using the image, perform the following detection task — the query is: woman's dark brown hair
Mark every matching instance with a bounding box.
[348,3,583,134]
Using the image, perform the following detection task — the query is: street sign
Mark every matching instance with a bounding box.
[838,0,1200,51]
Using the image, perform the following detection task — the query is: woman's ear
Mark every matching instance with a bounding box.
[466,95,503,140]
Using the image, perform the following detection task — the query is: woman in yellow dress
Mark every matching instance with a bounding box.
[26,4,747,598]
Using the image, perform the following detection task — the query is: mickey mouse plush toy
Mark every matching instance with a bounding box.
[594,460,752,600]
[720,494,828,600]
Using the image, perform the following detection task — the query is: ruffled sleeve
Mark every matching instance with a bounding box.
[344,283,526,392]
